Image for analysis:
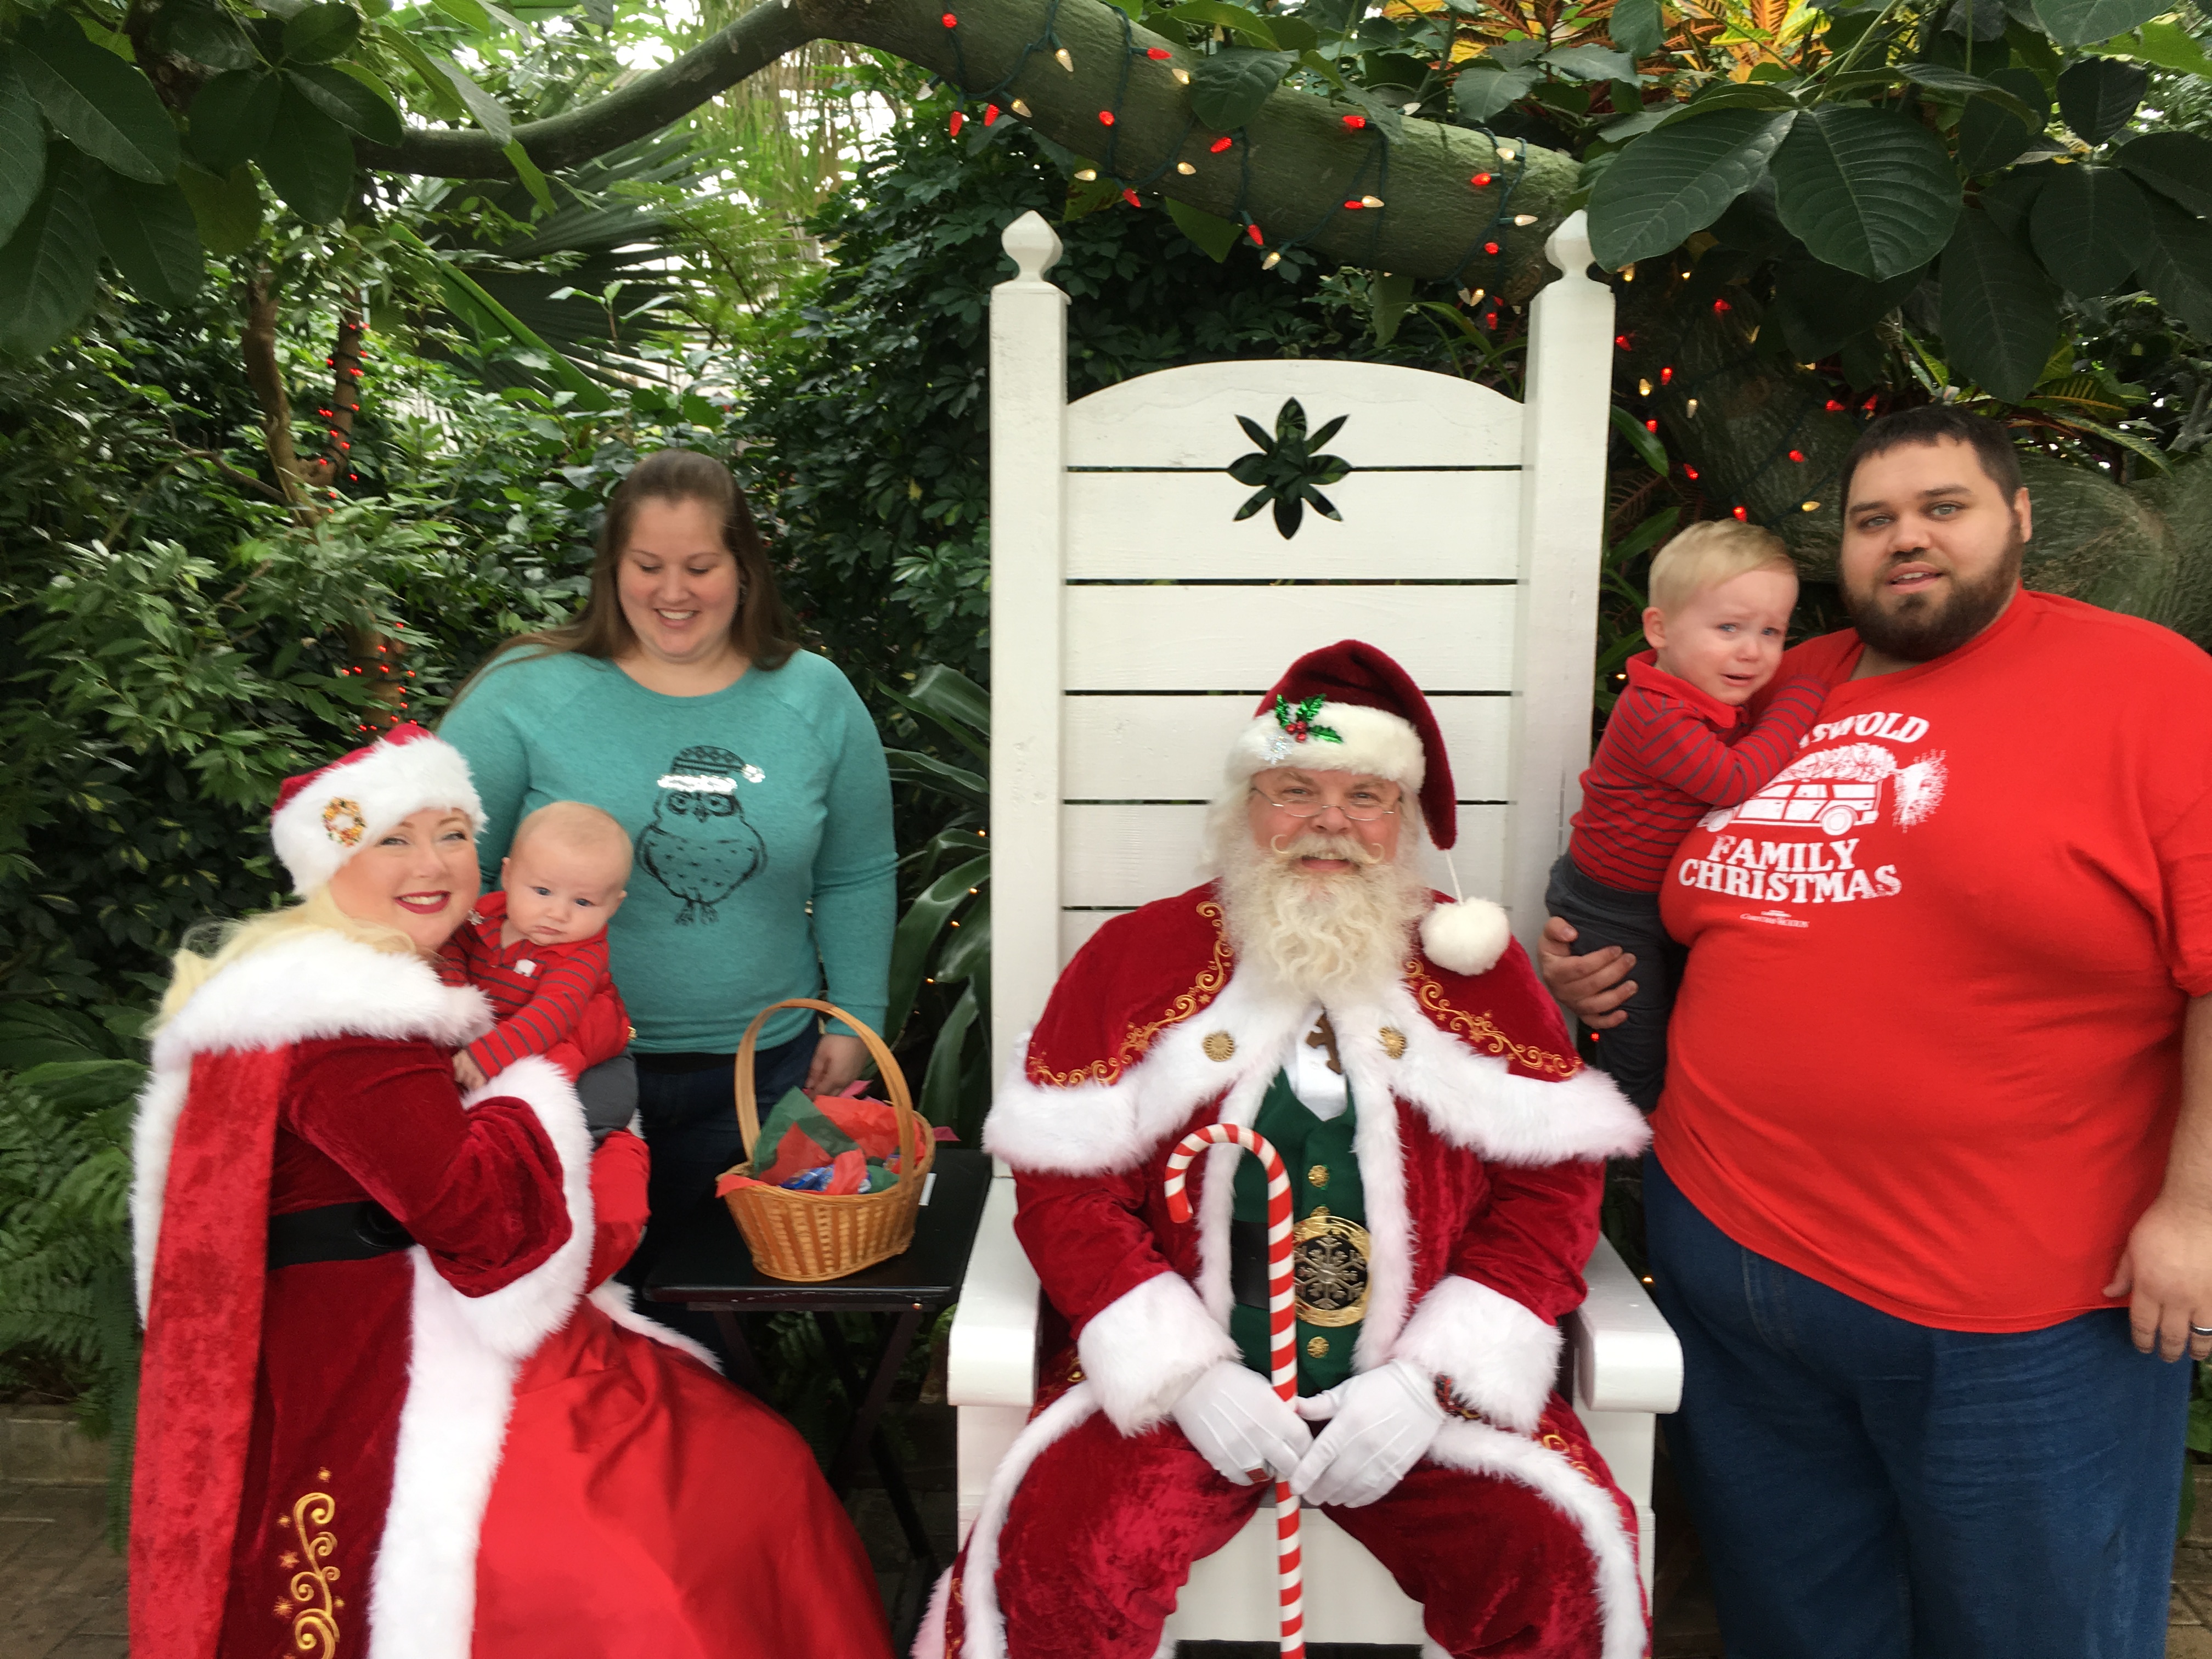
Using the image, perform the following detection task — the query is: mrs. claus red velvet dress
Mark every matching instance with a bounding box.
[131,927,890,1659]
[922,886,1653,1659]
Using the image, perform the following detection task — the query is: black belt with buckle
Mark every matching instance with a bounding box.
[1229,1214,1373,1326]
[267,1201,415,1271]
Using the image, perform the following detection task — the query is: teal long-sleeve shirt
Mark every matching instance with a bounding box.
[438,647,897,1053]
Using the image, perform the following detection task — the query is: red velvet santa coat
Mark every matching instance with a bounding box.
[937,887,1652,1659]
[131,928,891,1659]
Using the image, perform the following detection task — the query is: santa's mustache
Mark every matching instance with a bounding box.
[1266,831,1384,867]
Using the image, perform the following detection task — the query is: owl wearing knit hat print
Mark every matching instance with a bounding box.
[639,745,768,924]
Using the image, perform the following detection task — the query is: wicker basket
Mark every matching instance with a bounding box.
[718,998,933,1283]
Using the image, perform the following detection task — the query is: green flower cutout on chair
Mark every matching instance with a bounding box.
[1229,398,1352,540]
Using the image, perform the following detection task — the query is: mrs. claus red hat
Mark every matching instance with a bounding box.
[269,722,483,894]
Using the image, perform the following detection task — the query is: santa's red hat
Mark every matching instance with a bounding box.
[269,723,483,894]
[1227,640,1510,975]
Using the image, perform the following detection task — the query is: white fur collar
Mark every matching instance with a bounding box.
[983,964,1646,1176]
[151,930,490,1069]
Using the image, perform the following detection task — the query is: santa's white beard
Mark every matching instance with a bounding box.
[1211,824,1428,1002]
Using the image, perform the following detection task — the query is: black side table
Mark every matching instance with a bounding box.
[645,1146,992,1572]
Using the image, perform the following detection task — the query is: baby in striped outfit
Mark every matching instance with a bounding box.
[444,801,634,1103]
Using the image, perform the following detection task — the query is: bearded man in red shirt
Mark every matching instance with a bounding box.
[1544,405,2212,1658]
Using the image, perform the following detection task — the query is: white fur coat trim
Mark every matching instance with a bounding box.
[369,1054,593,1659]
[982,965,1646,1180]
[914,1385,1101,1659]
[1077,1272,1240,1435]
[132,932,493,1319]
[1391,1274,1562,1436]
[1423,1418,1646,1659]
[589,1280,724,1374]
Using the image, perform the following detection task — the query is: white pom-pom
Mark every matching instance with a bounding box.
[1420,898,1511,977]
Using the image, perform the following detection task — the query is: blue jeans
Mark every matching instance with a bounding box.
[617,1029,820,1356]
[1644,1151,2189,1659]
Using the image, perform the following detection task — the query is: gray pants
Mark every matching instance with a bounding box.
[1542,853,1677,1113]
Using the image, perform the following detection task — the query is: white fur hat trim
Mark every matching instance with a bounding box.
[269,728,483,895]
[1226,701,1426,789]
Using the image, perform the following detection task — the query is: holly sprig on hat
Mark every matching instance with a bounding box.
[1272,694,1343,745]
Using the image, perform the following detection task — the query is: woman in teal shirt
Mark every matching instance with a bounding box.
[442,449,896,1334]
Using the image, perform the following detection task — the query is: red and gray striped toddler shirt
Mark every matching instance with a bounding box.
[1569,652,1832,892]
[443,890,614,1075]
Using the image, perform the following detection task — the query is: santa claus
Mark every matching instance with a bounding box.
[922,641,1652,1659]
[129,723,890,1659]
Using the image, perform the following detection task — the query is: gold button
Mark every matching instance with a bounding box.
[1203,1031,1235,1062]
[1308,1164,1329,1188]
[1306,1335,1330,1358]
[1379,1026,1406,1059]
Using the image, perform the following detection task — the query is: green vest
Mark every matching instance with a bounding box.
[1229,1070,1368,1395]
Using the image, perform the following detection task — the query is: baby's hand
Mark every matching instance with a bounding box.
[454,1053,489,1093]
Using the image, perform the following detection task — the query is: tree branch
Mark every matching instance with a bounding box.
[356,0,1576,296]
[354,1,821,177]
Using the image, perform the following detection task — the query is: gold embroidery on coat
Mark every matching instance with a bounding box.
[280,1488,341,1654]
[1030,903,1234,1086]
[1404,962,1579,1078]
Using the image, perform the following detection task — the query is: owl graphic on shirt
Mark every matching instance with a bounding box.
[638,744,768,925]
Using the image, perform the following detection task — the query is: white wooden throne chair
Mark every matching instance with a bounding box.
[946,208,1683,1650]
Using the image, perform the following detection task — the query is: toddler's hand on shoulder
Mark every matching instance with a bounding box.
[454,1052,489,1093]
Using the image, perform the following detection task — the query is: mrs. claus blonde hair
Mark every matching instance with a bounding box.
[156,888,421,1028]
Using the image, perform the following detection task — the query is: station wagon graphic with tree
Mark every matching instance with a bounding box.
[1701,743,1950,839]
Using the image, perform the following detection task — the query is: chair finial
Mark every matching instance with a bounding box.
[1002,211,1064,282]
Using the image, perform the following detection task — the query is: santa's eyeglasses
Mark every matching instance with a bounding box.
[1249,786,1401,823]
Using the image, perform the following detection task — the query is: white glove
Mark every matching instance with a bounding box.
[1287,1361,1446,1508]
[1171,1361,1313,1486]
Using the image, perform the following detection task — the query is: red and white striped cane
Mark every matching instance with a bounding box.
[1163,1124,1305,1659]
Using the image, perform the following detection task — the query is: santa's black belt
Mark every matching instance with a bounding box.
[1231,1220,1273,1309]
[267,1201,415,1270]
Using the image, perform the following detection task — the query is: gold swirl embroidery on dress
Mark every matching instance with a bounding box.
[1029,903,1235,1087]
[1539,1430,1602,1488]
[1404,962,1580,1079]
[272,1487,342,1655]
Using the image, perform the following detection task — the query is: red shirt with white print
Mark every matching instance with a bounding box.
[1655,590,2212,1331]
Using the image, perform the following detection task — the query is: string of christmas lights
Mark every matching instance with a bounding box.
[929,3,1525,298]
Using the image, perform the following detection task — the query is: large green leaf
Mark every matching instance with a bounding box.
[1977,162,2052,238]
[2115,131,2212,218]
[282,3,364,64]
[253,82,354,222]
[1770,258,1925,360]
[884,854,989,1045]
[1545,43,1638,81]
[1189,48,1295,131]
[2056,57,2146,145]
[152,2,259,71]
[418,46,513,144]
[2135,194,2212,339]
[0,148,101,355]
[917,982,979,1128]
[174,160,262,255]
[1611,0,1663,60]
[286,64,402,145]
[1938,205,2059,402]
[1899,63,2043,128]
[1165,195,1240,261]
[2027,162,2147,294]
[2032,0,2164,48]
[1453,63,1538,122]
[187,69,280,174]
[1587,107,1794,269]
[91,173,203,307]
[1771,105,1960,279]
[13,15,180,184]
[0,57,46,247]
[1954,67,2050,174]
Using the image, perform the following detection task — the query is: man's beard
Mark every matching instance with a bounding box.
[1211,825,1429,1002]
[1844,524,2024,663]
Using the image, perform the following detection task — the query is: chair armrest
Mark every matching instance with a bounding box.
[1566,1233,1682,1415]
[947,1173,1041,1410]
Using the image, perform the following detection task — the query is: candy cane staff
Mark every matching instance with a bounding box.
[918,640,1654,1659]
[1166,1123,1306,1659]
